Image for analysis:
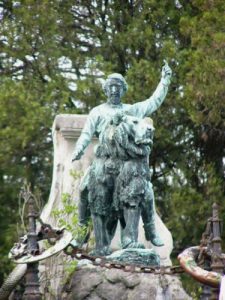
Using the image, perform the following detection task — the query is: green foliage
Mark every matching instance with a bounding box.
[52,193,87,241]
[51,191,92,284]
[49,191,83,287]
[0,1,224,297]
[64,260,78,281]
[180,273,202,300]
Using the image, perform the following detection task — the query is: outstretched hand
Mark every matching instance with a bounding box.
[161,60,172,79]
[72,148,83,162]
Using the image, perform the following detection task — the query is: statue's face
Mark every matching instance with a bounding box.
[106,79,124,105]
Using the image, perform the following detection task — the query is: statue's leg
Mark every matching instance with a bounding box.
[88,157,114,256]
[91,214,112,256]
[106,212,118,243]
[141,182,164,247]
[77,168,91,245]
[120,205,145,249]
[79,187,90,226]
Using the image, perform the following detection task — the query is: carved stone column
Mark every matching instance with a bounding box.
[41,114,96,225]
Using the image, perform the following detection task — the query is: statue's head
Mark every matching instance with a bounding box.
[103,73,128,105]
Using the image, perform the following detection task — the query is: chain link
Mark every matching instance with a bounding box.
[64,246,184,275]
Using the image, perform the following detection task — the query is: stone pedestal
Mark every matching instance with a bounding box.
[40,114,174,299]
[41,114,96,225]
[61,264,191,300]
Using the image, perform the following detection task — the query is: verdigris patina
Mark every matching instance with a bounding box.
[72,61,172,257]
[106,248,160,266]
[88,114,158,256]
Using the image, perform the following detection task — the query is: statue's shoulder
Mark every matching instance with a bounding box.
[89,103,106,116]
[122,103,131,110]
[122,103,131,108]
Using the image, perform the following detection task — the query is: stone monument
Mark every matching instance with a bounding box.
[0,63,193,300]
[39,63,177,298]
[71,61,172,262]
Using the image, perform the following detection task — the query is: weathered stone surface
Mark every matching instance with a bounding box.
[62,264,192,300]
[85,292,102,300]
[105,269,140,288]
[67,268,103,300]
[120,273,141,288]
[104,269,122,283]
[129,284,157,300]
[96,282,127,300]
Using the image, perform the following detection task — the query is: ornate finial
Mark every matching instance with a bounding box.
[21,186,42,300]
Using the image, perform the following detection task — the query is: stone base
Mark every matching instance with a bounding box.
[106,248,160,266]
[61,263,192,300]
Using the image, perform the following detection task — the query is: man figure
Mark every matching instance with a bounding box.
[72,60,172,247]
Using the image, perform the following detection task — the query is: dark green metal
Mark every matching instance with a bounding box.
[72,63,172,260]
[210,203,224,300]
[107,248,160,266]
[22,188,42,300]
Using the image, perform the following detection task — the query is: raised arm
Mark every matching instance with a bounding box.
[72,109,98,161]
[128,60,172,118]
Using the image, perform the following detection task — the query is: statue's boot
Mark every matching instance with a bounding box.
[89,246,112,256]
[122,237,145,249]
[144,221,164,247]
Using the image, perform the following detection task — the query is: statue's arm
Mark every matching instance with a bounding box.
[129,61,172,118]
[72,110,98,161]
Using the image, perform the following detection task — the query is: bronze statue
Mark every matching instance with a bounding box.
[72,61,172,256]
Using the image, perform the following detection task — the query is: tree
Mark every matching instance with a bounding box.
[0,0,77,282]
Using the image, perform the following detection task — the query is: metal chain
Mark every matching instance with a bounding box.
[63,213,225,276]
[9,216,185,275]
[64,246,184,275]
